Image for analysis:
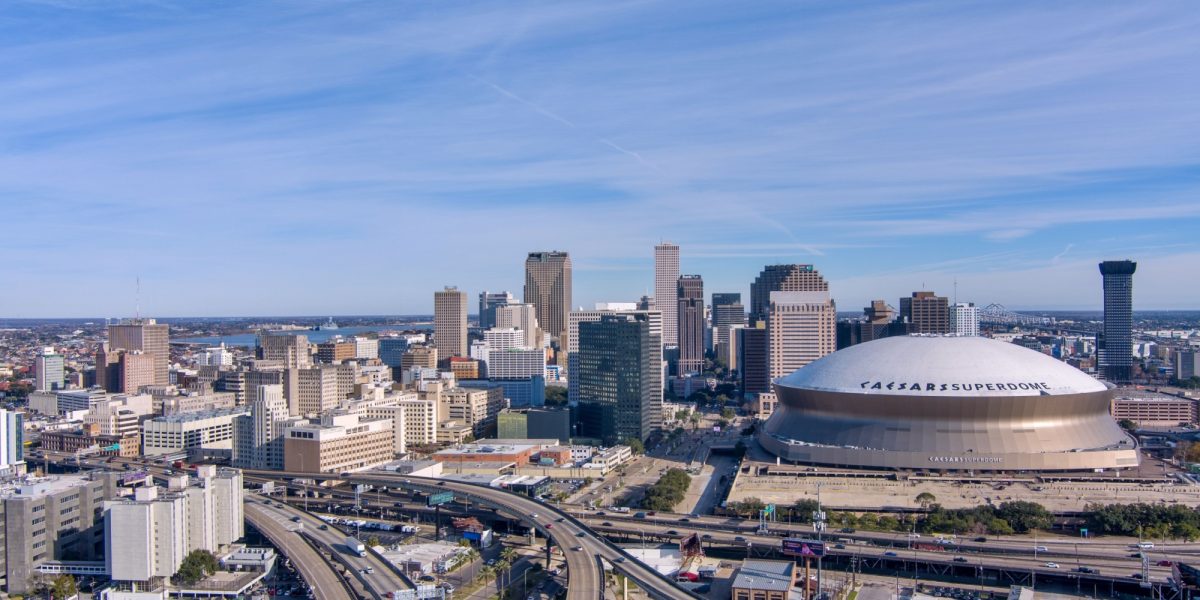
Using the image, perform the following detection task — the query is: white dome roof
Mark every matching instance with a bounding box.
[776,335,1108,397]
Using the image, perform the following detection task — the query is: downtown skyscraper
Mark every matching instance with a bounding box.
[654,242,680,347]
[524,251,572,352]
[107,318,170,386]
[576,313,662,445]
[1098,260,1137,383]
[677,274,705,375]
[434,286,468,360]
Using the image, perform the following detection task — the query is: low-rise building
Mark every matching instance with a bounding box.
[731,559,800,600]
[142,406,249,457]
[41,424,141,457]
[283,412,394,473]
[432,442,541,467]
[1111,393,1197,427]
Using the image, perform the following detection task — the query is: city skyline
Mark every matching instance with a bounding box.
[4,2,1200,317]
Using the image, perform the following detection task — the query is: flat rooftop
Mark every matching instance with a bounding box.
[0,474,98,499]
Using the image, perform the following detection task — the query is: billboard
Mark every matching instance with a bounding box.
[121,470,149,485]
[781,538,824,558]
[427,491,454,507]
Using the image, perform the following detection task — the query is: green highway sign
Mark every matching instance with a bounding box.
[427,491,454,507]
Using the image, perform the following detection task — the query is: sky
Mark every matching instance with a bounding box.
[2,1,1199,317]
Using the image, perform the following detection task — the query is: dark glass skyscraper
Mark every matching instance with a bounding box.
[1098,260,1136,383]
[677,275,705,375]
[577,313,662,445]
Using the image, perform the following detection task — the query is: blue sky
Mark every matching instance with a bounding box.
[2,1,1199,317]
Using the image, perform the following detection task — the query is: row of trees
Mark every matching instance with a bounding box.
[724,496,1052,535]
[641,468,691,511]
[1085,502,1200,540]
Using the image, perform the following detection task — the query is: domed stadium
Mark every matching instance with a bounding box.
[758,335,1139,472]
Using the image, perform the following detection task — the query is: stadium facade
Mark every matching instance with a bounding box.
[758,336,1139,472]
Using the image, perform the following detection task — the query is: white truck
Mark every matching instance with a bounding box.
[345,536,366,557]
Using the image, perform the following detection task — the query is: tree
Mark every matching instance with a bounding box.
[1176,442,1200,464]
[622,437,645,455]
[50,574,77,600]
[367,535,381,548]
[544,386,568,406]
[1118,419,1137,431]
[689,412,702,431]
[721,407,736,420]
[175,549,220,585]
[995,501,1052,533]
[916,492,937,510]
[675,409,692,421]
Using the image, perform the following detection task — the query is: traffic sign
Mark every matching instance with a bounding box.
[427,491,454,507]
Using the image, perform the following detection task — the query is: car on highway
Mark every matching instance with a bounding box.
[364,567,375,574]
[556,517,565,523]
[734,536,745,542]
[634,512,646,519]
[1137,542,1155,550]
[613,557,625,563]
[834,544,845,549]
[602,522,612,526]
[884,551,898,557]
[953,557,968,563]
[907,533,921,538]
[1133,573,1144,580]
[1076,567,1096,574]
[319,524,328,530]
[973,537,987,542]
[840,528,856,533]
[679,518,690,522]
[545,523,553,529]
[531,513,540,519]
[1158,561,1174,567]
[1044,563,1059,569]
[291,516,302,522]
[702,534,713,540]
[572,546,583,551]
[666,529,679,535]
[1034,546,1048,552]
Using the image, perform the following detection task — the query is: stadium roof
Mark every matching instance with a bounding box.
[776,335,1107,397]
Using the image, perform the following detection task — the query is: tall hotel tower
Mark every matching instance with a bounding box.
[1098,260,1136,383]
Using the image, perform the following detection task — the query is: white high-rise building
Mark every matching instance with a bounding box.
[197,344,233,367]
[232,384,291,470]
[34,347,65,391]
[949,302,980,336]
[654,242,680,347]
[766,291,836,382]
[104,466,243,585]
[496,303,542,348]
[354,336,379,359]
[0,409,24,476]
[487,348,545,379]
[484,328,527,352]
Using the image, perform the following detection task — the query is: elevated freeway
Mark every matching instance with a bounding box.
[246,469,703,600]
[244,499,353,600]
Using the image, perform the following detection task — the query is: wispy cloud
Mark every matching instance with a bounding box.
[1,1,1198,315]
